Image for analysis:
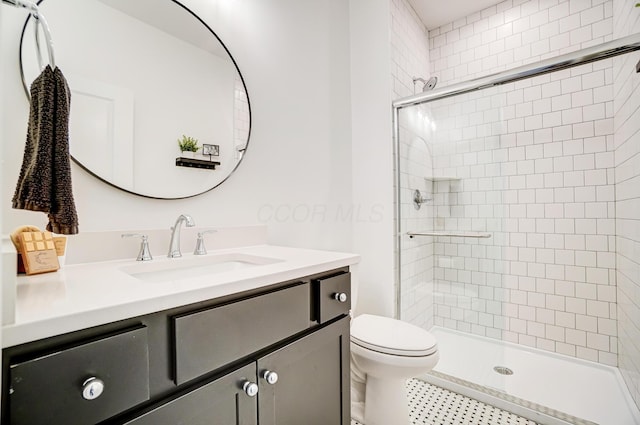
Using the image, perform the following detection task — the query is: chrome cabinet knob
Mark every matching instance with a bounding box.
[81,377,105,400]
[262,370,279,385]
[334,292,348,303]
[242,381,259,397]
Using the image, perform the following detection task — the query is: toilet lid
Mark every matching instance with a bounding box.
[351,314,438,357]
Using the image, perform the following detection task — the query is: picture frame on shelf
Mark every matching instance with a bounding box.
[202,144,219,157]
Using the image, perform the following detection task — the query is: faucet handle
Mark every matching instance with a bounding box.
[122,233,153,261]
[194,230,217,256]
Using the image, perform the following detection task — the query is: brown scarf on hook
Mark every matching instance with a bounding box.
[12,65,79,235]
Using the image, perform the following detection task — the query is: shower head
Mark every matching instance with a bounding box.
[412,76,438,92]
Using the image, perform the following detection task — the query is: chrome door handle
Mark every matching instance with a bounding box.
[242,381,258,397]
[262,370,279,385]
[334,292,348,303]
[81,377,105,400]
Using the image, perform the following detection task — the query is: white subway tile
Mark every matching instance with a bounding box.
[567,297,587,314]
[533,98,553,115]
[569,27,593,46]
[559,12,582,33]
[550,31,571,50]
[545,324,565,341]
[566,328,587,346]
[553,307,573,328]
[545,203,564,218]
[552,125,573,141]
[576,250,597,267]
[544,172,564,187]
[575,186,596,202]
[555,280,575,297]
[586,300,610,318]
[595,151,614,168]
[563,140,584,155]
[581,5,605,27]
[561,76,583,94]
[597,285,616,303]
[573,122,595,138]
[576,314,598,332]
[574,153,595,170]
[583,135,606,153]
[562,107,584,124]
[587,332,609,351]
[556,342,577,356]
[592,17,612,39]
[598,317,617,336]
[548,2,570,21]
[544,142,563,157]
[597,251,615,268]
[546,263,565,279]
[566,265,586,282]
[576,346,599,362]
[526,144,544,159]
[593,87,613,103]
[542,81,562,98]
[575,218,596,234]
[553,156,574,172]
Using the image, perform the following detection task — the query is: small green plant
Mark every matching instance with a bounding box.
[178,135,199,152]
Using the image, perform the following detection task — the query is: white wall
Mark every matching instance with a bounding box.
[2,0,353,254]
[349,0,395,317]
[348,0,432,318]
[612,0,640,410]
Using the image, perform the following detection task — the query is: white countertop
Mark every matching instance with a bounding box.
[2,244,359,348]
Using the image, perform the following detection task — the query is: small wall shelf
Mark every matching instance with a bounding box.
[407,230,491,239]
[424,176,461,181]
[176,157,221,170]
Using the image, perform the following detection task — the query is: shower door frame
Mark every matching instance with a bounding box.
[392,32,640,319]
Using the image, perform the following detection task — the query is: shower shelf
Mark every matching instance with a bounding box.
[407,231,491,239]
[424,176,460,181]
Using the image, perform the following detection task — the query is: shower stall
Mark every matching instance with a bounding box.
[394,34,640,425]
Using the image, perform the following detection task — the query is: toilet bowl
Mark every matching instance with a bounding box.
[350,314,439,425]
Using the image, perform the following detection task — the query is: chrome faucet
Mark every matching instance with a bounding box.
[168,214,195,258]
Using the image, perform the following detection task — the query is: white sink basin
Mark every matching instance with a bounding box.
[121,253,282,282]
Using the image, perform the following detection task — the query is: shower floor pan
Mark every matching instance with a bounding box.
[420,326,640,425]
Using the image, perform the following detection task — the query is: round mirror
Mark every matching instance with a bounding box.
[20,0,251,199]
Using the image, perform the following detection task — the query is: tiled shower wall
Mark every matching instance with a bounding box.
[430,0,613,85]
[612,0,640,409]
[390,0,436,328]
[425,0,618,365]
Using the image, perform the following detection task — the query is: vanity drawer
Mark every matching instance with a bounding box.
[173,282,310,384]
[313,272,351,323]
[8,326,149,425]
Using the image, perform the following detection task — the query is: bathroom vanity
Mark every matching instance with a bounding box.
[0,243,358,425]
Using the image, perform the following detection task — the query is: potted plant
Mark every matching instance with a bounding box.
[178,135,199,158]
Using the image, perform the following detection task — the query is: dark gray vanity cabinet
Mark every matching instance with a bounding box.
[2,268,352,425]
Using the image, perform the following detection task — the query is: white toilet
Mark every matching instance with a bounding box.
[350,314,439,425]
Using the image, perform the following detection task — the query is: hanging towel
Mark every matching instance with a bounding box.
[12,66,79,235]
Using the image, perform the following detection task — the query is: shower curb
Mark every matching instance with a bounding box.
[423,370,598,425]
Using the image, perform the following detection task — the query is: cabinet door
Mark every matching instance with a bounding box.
[257,317,350,425]
[124,363,258,425]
